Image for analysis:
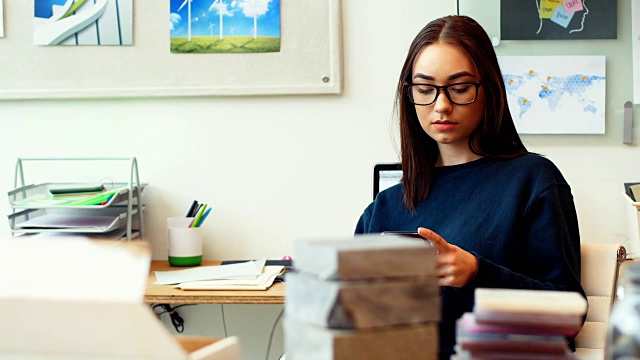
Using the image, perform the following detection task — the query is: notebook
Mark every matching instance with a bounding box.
[373,163,402,200]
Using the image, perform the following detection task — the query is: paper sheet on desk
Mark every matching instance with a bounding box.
[154,259,266,285]
[175,265,285,291]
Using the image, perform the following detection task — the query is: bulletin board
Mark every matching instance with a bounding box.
[460,0,632,136]
[0,0,342,100]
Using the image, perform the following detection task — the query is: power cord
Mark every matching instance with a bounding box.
[221,304,228,337]
[265,307,285,360]
[152,303,194,333]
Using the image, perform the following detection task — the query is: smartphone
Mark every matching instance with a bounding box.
[381,231,425,239]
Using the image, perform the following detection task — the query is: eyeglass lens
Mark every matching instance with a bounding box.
[409,83,478,105]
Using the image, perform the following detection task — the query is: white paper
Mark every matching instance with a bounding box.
[26,228,128,240]
[16,214,119,231]
[176,265,284,291]
[154,259,266,285]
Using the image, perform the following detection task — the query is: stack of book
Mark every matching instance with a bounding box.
[284,235,440,360]
[453,288,588,360]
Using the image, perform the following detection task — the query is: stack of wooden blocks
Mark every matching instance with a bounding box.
[284,235,440,360]
[452,288,587,360]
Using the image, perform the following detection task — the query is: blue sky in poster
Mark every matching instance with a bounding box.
[170,0,280,38]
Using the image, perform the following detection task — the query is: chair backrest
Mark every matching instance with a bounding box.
[574,242,626,360]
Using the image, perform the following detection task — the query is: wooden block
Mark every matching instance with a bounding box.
[474,288,587,316]
[284,317,438,360]
[286,271,440,328]
[293,235,436,280]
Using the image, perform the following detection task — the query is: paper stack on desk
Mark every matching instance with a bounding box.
[154,259,284,290]
[452,288,587,360]
[284,235,440,360]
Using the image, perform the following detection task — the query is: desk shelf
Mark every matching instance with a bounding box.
[6,158,146,240]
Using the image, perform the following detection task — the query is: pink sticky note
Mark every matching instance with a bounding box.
[563,0,583,13]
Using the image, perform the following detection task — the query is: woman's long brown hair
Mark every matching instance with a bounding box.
[395,15,529,212]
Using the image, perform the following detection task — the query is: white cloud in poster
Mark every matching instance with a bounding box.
[170,13,181,31]
[239,0,272,17]
[209,1,234,16]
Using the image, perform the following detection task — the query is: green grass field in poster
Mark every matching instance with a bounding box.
[171,36,280,53]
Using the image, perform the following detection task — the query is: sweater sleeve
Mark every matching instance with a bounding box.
[354,206,372,234]
[466,183,584,298]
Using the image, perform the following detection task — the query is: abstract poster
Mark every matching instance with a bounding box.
[170,0,281,53]
[0,0,4,38]
[499,56,606,134]
[34,0,133,46]
[633,2,640,104]
[501,0,616,40]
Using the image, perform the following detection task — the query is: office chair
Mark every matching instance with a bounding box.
[574,242,627,360]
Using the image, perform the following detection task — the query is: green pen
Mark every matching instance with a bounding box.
[67,187,126,206]
[190,203,207,228]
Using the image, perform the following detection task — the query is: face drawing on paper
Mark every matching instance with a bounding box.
[170,0,281,53]
[501,0,617,40]
[34,0,133,46]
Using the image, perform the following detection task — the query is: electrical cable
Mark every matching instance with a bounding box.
[265,307,285,360]
[151,303,194,333]
[457,0,460,16]
[221,304,228,337]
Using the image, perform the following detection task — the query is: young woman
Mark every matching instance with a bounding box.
[355,15,584,359]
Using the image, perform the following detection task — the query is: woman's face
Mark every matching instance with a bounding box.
[410,42,485,150]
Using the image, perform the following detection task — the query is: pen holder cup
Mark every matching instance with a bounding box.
[167,217,203,267]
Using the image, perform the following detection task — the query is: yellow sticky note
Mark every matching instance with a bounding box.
[539,0,562,19]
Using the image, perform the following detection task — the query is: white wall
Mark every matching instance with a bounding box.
[1,1,639,359]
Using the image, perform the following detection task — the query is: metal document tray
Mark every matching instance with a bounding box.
[7,206,144,234]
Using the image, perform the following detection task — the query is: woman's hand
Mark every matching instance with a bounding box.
[418,227,478,288]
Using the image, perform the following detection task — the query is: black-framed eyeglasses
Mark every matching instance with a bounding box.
[404,81,482,106]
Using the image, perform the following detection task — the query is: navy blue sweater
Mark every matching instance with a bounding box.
[355,154,585,356]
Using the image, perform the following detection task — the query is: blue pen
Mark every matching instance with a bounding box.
[196,208,212,227]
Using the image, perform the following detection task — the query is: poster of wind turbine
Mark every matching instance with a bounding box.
[34,0,133,46]
[170,0,280,53]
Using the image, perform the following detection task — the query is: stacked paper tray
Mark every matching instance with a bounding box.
[6,206,144,234]
[7,182,146,209]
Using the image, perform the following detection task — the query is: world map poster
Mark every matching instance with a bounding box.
[498,56,605,134]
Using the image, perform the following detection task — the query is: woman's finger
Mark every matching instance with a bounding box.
[417,227,449,252]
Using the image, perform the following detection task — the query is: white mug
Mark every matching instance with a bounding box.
[167,217,202,267]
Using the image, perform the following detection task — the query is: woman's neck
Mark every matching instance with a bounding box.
[436,145,483,166]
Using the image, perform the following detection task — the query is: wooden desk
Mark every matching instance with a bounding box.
[144,260,285,305]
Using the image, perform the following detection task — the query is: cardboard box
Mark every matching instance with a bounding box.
[0,237,241,360]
